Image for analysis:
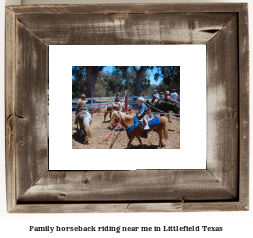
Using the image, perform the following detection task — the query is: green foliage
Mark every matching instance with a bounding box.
[146,81,168,96]
[72,66,87,98]
[72,66,180,98]
[114,67,151,95]
[96,70,124,97]
[155,66,180,91]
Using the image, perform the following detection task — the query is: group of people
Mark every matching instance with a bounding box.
[74,89,179,129]
[151,89,179,104]
[151,89,180,123]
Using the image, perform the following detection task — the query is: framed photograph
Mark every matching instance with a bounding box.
[49,45,205,170]
[5,3,249,212]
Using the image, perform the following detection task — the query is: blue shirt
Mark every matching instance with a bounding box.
[138,103,148,115]
[171,92,178,101]
[153,93,159,98]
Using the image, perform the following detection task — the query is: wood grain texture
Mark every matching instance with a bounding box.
[5,7,17,212]
[5,3,249,213]
[206,16,239,198]
[15,20,48,200]
[10,202,247,213]
[16,13,236,45]
[7,3,246,15]
[18,170,236,202]
[238,4,249,209]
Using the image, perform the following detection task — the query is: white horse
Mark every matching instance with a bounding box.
[77,110,92,143]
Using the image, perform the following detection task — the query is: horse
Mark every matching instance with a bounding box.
[76,110,92,143]
[104,103,131,122]
[145,99,180,116]
[111,111,169,149]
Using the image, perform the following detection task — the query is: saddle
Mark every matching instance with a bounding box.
[135,114,154,139]
[143,114,154,122]
[112,104,120,111]
[140,114,160,138]
[76,109,89,117]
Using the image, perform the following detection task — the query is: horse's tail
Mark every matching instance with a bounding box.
[162,117,169,141]
[83,117,92,138]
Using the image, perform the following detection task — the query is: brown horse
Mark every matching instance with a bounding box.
[111,111,169,149]
[104,103,130,122]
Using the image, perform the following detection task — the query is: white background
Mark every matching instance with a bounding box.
[0,0,252,237]
[49,45,206,170]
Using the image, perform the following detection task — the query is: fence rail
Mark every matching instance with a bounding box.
[72,96,153,109]
[72,96,152,102]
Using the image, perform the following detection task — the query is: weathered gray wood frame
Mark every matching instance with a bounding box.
[5,4,249,213]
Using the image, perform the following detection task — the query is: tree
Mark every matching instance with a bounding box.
[72,66,87,98]
[154,66,180,91]
[141,71,151,96]
[85,66,104,97]
[132,66,149,96]
[114,66,153,96]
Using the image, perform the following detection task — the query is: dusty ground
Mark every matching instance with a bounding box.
[72,110,180,149]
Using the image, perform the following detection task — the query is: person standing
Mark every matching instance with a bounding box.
[170,89,179,101]
[164,91,179,123]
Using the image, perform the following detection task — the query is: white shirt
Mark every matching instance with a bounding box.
[170,92,178,101]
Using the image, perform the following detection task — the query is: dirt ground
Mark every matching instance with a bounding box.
[72,110,180,149]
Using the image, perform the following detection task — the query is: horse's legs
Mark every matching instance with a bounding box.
[127,136,135,149]
[104,112,107,122]
[109,112,112,120]
[155,126,163,148]
[159,134,163,148]
[136,136,143,149]
[76,117,79,128]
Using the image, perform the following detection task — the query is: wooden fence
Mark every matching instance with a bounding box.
[72,96,153,110]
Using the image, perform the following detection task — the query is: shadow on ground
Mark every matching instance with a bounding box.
[126,144,166,149]
[72,128,86,145]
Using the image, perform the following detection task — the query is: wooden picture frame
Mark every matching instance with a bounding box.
[5,3,249,213]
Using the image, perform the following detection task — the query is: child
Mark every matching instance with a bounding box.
[75,94,86,124]
[151,89,160,104]
[75,94,92,124]
[114,92,123,111]
[137,97,150,130]
[159,92,164,100]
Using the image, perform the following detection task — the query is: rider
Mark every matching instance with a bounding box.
[159,92,164,100]
[151,89,160,104]
[114,92,123,111]
[137,97,150,130]
[164,91,178,104]
[75,94,91,124]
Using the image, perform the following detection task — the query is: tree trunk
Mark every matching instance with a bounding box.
[86,66,96,98]
[134,66,148,96]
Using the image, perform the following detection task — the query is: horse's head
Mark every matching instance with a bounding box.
[111,111,121,124]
